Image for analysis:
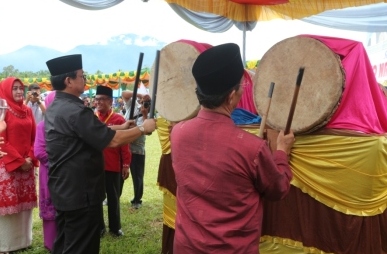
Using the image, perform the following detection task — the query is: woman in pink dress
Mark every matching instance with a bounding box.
[34,91,56,252]
[0,77,38,253]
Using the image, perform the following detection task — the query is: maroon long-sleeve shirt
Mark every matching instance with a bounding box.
[171,110,292,254]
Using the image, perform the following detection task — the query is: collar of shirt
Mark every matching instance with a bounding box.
[197,109,234,124]
[56,91,83,104]
[96,109,113,123]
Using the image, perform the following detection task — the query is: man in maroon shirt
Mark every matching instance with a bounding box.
[95,86,131,237]
[171,43,295,253]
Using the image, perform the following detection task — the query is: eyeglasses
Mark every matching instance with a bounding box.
[94,97,110,102]
[75,74,86,80]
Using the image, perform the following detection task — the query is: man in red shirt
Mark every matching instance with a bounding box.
[95,86,131,237]
[171,43,295,253]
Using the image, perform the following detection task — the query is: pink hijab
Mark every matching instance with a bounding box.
[44,91,56,108]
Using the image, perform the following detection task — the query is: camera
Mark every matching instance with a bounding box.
[143,101,151,109]
[32,92,39,97]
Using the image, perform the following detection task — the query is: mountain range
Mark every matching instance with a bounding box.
[0,34,167,74]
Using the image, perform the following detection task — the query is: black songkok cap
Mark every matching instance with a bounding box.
[46,54,83,76]
[192,43,244,95]
[96,86,113,97]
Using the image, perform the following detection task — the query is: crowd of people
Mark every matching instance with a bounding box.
[0,43,297,254]
[0,54,157,254]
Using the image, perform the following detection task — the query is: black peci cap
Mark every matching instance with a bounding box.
[46,54,83,76]
[192,43,244,95]
[96,85,113,97]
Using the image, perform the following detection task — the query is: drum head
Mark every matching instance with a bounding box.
[149,41,201,122]
[254,36,345,134]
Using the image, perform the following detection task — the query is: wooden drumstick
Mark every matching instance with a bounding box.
[258,82,275,138]
[129,52,144,120]
[284,67,305,135]
[149,50,160,119]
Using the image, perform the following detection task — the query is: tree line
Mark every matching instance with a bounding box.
[1,65,51,79]
[0,65,105,80]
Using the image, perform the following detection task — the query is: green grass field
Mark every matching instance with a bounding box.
[20,133,163,254]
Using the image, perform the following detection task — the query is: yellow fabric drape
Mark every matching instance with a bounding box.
[156,129,387,229]
[239,124,260,136]
[259,236,332,254]
[156,117,172,155]
[290,135,387,216]
[165,0,387,22]
[156,116,176,228]
[158,186,177,229]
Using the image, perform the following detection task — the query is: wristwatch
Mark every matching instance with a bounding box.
[138,125,145,135]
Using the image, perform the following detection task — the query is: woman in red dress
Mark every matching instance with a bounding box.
[0,77,38,253]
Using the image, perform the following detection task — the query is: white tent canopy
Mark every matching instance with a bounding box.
[59,0,123,10]
[60,1,387,33]
[302,3,387,32]
[60,0,387,63]
[168,3,387,33]
[166,2,387,62]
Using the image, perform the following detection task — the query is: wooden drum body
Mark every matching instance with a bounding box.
[254,36,345,134]
[149,40,211,122]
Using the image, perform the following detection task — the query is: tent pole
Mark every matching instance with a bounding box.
[119,76,121,94]
[243,22,246,65]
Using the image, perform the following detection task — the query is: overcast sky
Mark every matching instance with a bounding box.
[0,0,366,60]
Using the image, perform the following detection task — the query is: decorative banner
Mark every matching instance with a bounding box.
[16,68,151,91]
[245,60,259,70]
[4,62,263,90]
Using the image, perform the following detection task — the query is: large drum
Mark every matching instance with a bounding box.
[149,40,212,122]
[254,36,345,134]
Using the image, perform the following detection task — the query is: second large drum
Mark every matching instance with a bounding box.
[149,40,212,122]
[253,36,345,134]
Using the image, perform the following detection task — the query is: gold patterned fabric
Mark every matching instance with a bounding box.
[161,190,177,230]
[290,134,387,216]
[157,120,387,252]
[260,236,331,254]
[156,117,176,254]
[157,127,387,225]
[156,117,171,155]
